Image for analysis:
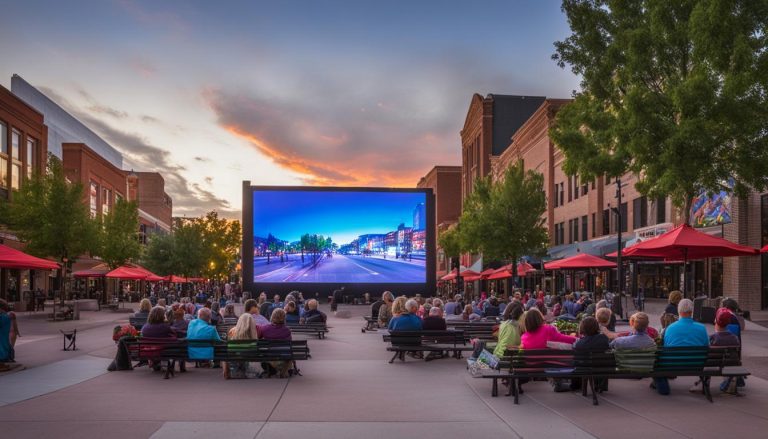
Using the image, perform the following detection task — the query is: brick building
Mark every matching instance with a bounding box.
[417,165,462,276]
[0,84,50,302]
[460,94,546,269]
[63,143,127,218]
[127,171,172,242]
[488,97,766,310]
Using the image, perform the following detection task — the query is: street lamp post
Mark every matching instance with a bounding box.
[610,178,625,319]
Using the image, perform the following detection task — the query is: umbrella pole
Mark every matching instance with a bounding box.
[683,248,688,298]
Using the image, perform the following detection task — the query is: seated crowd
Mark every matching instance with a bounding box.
[128,290,324,379]
[373,288,745,396]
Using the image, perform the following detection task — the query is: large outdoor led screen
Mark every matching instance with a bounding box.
[249,188,430,284]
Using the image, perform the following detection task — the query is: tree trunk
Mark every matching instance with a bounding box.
[682,193,694,225]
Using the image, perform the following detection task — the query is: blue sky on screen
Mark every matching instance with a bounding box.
[253,190,426,244]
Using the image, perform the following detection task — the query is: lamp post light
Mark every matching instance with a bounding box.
[610,178,626,319]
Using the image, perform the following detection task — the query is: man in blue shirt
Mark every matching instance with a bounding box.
[186,308,221,361]
[388,299,423,331]
[654,298,708,395]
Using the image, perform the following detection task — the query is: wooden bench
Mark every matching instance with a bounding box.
[446,320,497,341]
[362,315,379,332]
[129,316,147,331]
[484,346,748,405]
[287,322,329,339]
[385,330,470,363]
[124,337,310,379]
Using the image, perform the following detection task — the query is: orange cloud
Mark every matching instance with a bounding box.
[226,125,426,187]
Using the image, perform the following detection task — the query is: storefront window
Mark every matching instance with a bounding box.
[26,137,35,178]
[0,122,7,190]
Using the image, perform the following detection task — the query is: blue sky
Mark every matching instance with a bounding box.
[0,0,579,217]
[253,190,426,244]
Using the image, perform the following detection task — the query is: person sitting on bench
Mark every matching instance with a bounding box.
[423,306,447,330]
[653,299,708,395]
[186,308,221,366]
[388,299,422,331]
[377,291,395,328]
[610,312,656,350]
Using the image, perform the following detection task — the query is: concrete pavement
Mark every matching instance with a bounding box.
[1,304,767,438]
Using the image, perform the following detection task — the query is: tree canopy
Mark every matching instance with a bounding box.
[0,155,96,262]
[94,199,141,269]
[142,211,241,280]
[456,161,549,271]
[550,0,768,220]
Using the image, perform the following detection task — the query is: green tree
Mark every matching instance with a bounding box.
[94,199,140,269]
[200,211,241,281]
[437,224,463,271]
[458,176,494,255]
[172,217,207,277]
[483,161,549,272]
[142,233,176,275]
[550,0,768,222]
[0,155,96,298]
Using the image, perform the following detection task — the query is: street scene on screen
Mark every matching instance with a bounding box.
[253,190,426,283]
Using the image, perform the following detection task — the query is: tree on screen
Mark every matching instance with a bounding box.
[550,0,768,222]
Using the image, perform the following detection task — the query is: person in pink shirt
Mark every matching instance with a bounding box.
[520,308,576,349]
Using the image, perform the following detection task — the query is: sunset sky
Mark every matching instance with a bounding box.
[0,0,579,218]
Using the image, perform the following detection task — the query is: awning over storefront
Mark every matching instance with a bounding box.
[0,244,60,270]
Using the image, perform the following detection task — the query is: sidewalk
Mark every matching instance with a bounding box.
[1,304,767,439]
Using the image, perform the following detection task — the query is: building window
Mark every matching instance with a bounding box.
[568,177,573,202]
[582,215,588,241]
[620,202,628,233]
[633,196,648,229]
[559,182,564,206]
[591,179,595,191]
[0,122,7,190]
[603,209,610,235]
[102,188,111,215]
[89,182,99,218]
[592,213,596,238]
[573,175,579,200]
[25,138,35,178]
[582,180,589,196]
[11,130,20,189]
[656,196,666,224]
[554,184,559,207]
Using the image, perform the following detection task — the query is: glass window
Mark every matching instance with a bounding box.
[592,213,596,238]
[102,188,111,215]
[620,202,628,233]
[0,156,7,189]
[11,162,19,189]
[602,209,610,235]
[89,182,98,218]
[26,138,35,177]
[582,215,588,241]
[11,130,20,159]
[656,197,666,224]
[0,122,6,154]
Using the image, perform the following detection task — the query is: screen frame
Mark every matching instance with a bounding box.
[242,182,436,298]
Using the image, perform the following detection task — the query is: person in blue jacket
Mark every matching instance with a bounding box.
[388,299,423,331]
[653,298,708,395]
[186,307,221,361]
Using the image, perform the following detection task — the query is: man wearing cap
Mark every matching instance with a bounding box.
[653,298,708,395]
[711,308,744,393]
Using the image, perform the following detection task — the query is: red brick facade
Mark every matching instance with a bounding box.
[417,165,462,275]
[0,85,47,200]
[62,143,126,218]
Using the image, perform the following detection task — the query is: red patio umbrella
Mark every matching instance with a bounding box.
[487,266,512,280]
[440,269,458,281]
[460,269,481,282]
[614,224,757,260]
[545,253,616,270]
[0,244,60,270]
[517,262,536,276]
[761,244,768,253]
[165,275,188,283]
[106,266,149,280]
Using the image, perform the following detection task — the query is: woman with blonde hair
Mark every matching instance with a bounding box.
[391,296,408,318]
[134,298,152,319]
[665,291,683,316]
[224,313,258,379]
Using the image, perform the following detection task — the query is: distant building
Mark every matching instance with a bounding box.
[11,74,122,167]
[417,165,462,276]
[0,84,49,303]
[412,202,426,231]
[127,171,172,242]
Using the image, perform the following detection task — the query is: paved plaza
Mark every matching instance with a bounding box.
[1,302,768,439]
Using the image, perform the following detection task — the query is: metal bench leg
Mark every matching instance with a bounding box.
[513,379,520,405]
[582,377,588,397]
[590,377,599,405]
[702,376,713,403]
[492,378,498,397]
[388,351,399,363]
